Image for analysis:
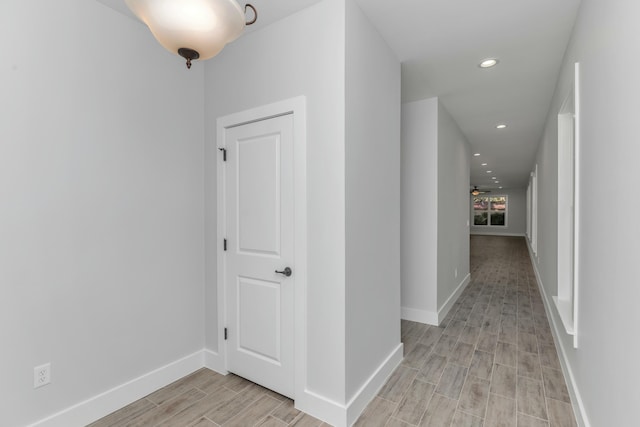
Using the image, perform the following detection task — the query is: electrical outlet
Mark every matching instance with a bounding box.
[34,363,51,388]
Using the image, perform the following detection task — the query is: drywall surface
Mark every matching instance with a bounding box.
[203,0,348,404]
[400,98,439,318]
[345,0,401,401]
[531,0,640,424]
[436,103,471,309]
[0,1,205,425]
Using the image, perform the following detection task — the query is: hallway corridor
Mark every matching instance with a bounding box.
[356,236,577,426]
[90,236,577,426]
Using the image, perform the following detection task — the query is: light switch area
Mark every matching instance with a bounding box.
[34,363,51,388]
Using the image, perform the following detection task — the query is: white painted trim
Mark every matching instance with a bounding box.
[401,273,470,326]
[215,109,228,373]
[572,62,581,349]
[291,97,309,413]
[531,166,539,256]
[24,341,401,427]
[203,349,227,375]
[437,273,471,323]
[28,351,204,427]
[401,306,438,326]
[553,296,575,335]
[526,240,590,427]
[295,388,348,427]
[527,177,533,244]
[556,66,579,343]
[216,96,308,406]
[470,232,526,237]
[296,344,403,427]
[345,344,403,426]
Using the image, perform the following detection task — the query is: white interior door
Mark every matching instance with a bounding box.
[223,113,295,398]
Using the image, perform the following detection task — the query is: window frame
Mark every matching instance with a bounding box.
[472,195,509,228]
[555,62,580,348]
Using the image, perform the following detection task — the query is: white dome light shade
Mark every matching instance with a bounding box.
[126,0,247,66]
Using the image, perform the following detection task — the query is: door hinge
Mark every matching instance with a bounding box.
[224,327,228,340]
[223,238,227,251]
[218,147,227,161]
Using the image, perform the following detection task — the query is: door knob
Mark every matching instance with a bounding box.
[275,267,292,277]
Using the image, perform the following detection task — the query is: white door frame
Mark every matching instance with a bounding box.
[216,96,307,401]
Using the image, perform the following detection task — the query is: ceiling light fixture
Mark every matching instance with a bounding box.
[486,170,492,173]
[474,153,481,157]
[479,58,499,68]
[481,163,488,166]
[496,124,507,129]
[125,0,258,69]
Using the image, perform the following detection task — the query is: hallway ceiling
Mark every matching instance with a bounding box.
[96,0,581,190]
[95,0,324,32]
[354,0,582,189]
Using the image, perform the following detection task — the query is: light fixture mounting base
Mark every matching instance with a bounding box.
[178,48,200,69]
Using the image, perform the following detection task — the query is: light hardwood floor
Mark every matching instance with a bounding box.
[88,368,326,427]
[356,236,577,427]
[90,236,576,426]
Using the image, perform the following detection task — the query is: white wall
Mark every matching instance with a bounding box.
[400,98,439,320]
[530,0,640,425]
[470,187,527,236]
[344,0,401,402]
[203,0,349,407]
[0,1,205,426]
[401,98,471,323]
[205,3,404,423]
[436,104,471,308]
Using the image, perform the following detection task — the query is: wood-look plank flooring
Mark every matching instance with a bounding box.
[90,236,577,426]
[87,369,327,427]
[361,236,577,427]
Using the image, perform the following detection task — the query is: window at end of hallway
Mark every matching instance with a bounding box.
[473,196,507,227]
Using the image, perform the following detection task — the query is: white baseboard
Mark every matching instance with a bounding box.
[525,241,590,427]
[401,306,438,326]
[203,348,227,375]
[28,350,205,427]
[26,344,405,427]
[437,273,471,323]
[295,388,348,427]
[295,344,403,427]
[345,343,403,426]
[470,231,526,237]
[401,273,471,327]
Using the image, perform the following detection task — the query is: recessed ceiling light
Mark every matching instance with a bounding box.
[486,170,492,173]
[479,58,499,68]
[492,177,497,180]
[499,186,503,189]
[481,163,488,166]
[496,124,507,129]
[495,181,500,183]
[474,153,481,157]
